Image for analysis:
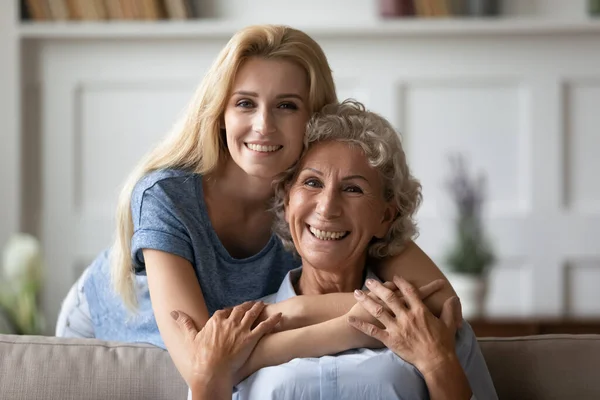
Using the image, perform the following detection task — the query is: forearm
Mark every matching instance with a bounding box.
[421,355,472,400]
[375,241,457,318]
[264,293,356,331]
[236,315,375,383]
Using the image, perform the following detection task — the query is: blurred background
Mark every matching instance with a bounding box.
[1,0,600,336]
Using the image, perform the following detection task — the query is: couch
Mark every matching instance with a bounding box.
[1,333,599,399]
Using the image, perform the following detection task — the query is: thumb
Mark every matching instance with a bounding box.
[440,297,460,332]
[171,310,199,340]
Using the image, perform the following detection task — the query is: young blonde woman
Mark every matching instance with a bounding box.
[56,24,459,387]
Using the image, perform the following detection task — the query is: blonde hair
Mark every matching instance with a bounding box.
[112,25,337,309]
[271,99,422,259]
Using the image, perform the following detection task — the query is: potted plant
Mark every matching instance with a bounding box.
[443,154,495,319]
[0,233,45,335]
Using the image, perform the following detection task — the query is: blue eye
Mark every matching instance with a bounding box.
[236,100,254,108]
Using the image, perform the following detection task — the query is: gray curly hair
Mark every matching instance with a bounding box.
[271,99,422,259]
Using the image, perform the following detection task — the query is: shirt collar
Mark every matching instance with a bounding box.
[273,267,380,303]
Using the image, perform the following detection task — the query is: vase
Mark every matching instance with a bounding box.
[0,308,16,334]
[591,0,600,16]
[445,272,487,319]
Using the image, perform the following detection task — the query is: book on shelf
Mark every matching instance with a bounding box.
[22,0,200,21]
[380,0,499,18]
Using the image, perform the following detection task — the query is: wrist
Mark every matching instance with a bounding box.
[190,369,232,400]
[419,352,472,400]
[191,363,232,386]
[418,351,461,377]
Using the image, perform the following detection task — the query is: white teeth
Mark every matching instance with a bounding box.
[246,143,282,153]
[309,226,348,241]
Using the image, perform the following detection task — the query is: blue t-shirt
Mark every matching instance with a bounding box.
[84,169,299,348]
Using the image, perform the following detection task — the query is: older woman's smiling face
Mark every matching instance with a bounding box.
[286,140,394,271]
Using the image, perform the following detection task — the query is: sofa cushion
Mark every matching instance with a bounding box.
[0,334,187,400]
[2,333,600,399]
[479,334,600,399]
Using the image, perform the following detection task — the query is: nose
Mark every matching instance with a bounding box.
[253,107,276,136]
[316,188,342,219]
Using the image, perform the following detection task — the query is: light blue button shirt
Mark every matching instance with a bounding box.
[233,268,498,400]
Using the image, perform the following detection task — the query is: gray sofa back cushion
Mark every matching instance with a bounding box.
[0,334,187,400]
[479,334,600,399]
[2,333,600,399]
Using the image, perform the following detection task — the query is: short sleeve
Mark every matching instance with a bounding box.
[130,175,195,274]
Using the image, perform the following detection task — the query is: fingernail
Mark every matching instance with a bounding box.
[354,289,364,297]
[365,279,374,286]
[170,311,179,320]
[348,316,356,323]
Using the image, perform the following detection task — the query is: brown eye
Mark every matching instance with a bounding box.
[278,102,298,110]
[344,185,363,194]
[304,178,322,188]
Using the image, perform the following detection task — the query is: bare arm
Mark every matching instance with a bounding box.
[374,241,457,318]
[234,315,371,383]
[143,249,210,385]
[237,280,444,383]
[264,241,457,330]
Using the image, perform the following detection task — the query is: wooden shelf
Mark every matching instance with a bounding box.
[470,318,600,338]
[17,18,600,40]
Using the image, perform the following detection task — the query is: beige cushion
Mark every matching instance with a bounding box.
[479,334,600,399]
[2,333,600,399]
[0,334,187,400]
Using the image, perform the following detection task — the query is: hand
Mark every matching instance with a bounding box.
[345,278,447,347]
[172,301,282,384]
[347,276,462,375]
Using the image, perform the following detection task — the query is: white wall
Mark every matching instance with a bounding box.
[2,0,600,330]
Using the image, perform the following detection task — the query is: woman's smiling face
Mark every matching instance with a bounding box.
[286,140,394,271]
[223,57,310,180]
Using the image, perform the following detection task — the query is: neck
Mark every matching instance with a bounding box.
[205,157,275,212]
[296,260,366,295]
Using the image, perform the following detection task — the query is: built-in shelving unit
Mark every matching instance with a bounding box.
[17,18,600,40]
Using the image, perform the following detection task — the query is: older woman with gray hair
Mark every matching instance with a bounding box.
[175,100,498,400]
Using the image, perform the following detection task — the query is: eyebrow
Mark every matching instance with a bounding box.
[233,90,305,101]
[302,168,370,183]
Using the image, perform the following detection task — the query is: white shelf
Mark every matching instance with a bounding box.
[18,18,600,40]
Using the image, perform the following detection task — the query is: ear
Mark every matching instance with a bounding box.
[374,202,397,239]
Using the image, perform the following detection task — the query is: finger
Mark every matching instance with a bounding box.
[392,276,426,311]
[440,296,461,333]
[251,312,283,338]
[214,307,233,320]
[354,289,396,327]
[171,310,198,341]
[417,279,446,300]
[347,315,387,343]
[454,297,464,328]
[240,301,266,328]
[364,279,406,317]
[230,301,256,323]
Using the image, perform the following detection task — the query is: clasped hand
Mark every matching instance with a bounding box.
[347,276,462,375]
[171,301,281,386]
